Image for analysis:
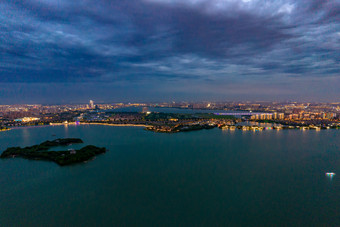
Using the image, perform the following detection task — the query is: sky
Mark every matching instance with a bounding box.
[1,0,340,104]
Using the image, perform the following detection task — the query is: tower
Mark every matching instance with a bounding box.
[89,100,94,109]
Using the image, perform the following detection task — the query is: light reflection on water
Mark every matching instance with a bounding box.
[21,127,31,145]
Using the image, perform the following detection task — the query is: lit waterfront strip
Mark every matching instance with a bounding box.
[214,112,266,116]
[79,122,151,127]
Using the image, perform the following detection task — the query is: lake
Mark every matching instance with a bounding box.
[0,125,339,226]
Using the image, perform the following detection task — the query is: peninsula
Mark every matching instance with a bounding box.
[0,138,106,166]
[0,126,10,132]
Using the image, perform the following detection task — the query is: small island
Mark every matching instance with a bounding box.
[0,138,106,166]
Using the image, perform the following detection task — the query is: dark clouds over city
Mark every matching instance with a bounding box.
[1,0,339,103]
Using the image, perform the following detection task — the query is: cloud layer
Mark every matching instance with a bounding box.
[1,0,340,102]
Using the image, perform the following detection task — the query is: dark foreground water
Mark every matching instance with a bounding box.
[0,125,339,226]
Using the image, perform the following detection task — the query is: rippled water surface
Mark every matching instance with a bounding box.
[1,125,339,226]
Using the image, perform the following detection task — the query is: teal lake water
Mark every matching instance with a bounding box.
[1,125,339,226]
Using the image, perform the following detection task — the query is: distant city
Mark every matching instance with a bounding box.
[0,100,340,132]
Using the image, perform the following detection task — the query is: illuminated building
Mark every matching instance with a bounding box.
[15,117,40,122]
[89,100,95,109]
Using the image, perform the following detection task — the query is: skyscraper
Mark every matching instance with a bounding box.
[89,100,94,109]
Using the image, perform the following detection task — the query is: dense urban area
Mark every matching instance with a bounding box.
[1,101,340,133]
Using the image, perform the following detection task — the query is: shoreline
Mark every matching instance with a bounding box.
[2,121,339,132]
[5,122,151,131]
[79,122,151,127]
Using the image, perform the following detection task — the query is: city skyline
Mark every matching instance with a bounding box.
[1,100,340,133]
[1,0,340,103]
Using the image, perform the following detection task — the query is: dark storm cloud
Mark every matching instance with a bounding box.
[0,0,339,102]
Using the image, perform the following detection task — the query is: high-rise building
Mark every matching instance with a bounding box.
[266,113,273,120]
[278,113,284,120]
[273,112,277,119]
[260,114,266,120]
[89,100,94,109]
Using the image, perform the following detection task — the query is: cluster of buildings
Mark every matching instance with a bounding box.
[250,112,338,121]
[1,101,340,128]
[250,113,285,120]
